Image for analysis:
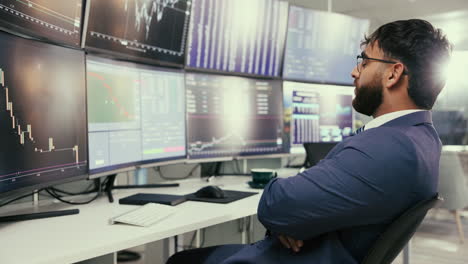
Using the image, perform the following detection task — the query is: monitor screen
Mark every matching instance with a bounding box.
[186,0,288,77]
[0,0,83,47]
[283,6,369,85]
[186,73,285,160]
[283,81,354,154]
[87,57,186,176]
[84,0,191,66]
[0,31,87,195]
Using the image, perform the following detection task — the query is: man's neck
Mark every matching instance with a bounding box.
[365,109,426,131]
[372,100,421,118]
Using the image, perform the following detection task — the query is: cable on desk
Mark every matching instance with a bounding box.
[0,189,44,208]
[48,179,100,196]
[154,164,200,180]
[100,175,112,188]
[45,181,102,205]
[0,179,101,208]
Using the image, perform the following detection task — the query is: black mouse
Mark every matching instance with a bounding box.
[194,185,225,199]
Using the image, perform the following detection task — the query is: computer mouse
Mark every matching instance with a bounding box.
[194,185,225,199]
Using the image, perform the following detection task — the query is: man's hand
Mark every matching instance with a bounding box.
[278,235,304,252]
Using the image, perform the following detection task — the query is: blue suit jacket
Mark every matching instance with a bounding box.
[218,111,441,264]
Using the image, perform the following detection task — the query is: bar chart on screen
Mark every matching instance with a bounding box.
[0,68,85,185]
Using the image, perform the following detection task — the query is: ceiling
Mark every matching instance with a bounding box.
[286,0,468,49]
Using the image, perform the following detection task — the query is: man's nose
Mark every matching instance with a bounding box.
[351,66,360,79]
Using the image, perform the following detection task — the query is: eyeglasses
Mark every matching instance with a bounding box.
[356,53,407,75]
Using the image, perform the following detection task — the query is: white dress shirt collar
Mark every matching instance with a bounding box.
[364,109,425,131]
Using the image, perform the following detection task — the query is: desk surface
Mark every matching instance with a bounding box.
[0,176,266,264]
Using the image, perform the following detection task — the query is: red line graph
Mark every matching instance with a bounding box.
[87,71,135,119]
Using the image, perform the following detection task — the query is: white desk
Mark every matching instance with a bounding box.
[0,176,261,264]
[1,168,414,264]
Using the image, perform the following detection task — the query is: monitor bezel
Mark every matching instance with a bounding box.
[88,165,136,180]
[88,154,189,179]
[281,77,356,87]
[185,156,234,164]
[235,153,290,160]
[183,65,283,81]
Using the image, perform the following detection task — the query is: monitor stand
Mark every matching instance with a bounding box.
[104,174,180,203]
[0,190,79,223]
[0,209,79,223]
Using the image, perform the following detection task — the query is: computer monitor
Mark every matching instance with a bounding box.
[186,72,285,160]
[0,0,83,47]
[283,81,354,154]
[186,0,288,77]
[432,110,467,145]
[0,31,88,197]
[83,0,191,67]
[283,6,369,85]
[87,57,186,178]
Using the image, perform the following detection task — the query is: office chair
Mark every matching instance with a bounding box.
[437,150,468,243]
[302,142,337,168]
[361,195,443,264]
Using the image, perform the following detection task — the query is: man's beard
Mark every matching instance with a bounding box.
[352,78,383,116]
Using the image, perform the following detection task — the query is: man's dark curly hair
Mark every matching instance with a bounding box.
[362,19,452,109]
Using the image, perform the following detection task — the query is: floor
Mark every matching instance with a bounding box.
[392,209,468,264]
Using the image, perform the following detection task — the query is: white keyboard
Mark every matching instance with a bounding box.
[110,203,176,227]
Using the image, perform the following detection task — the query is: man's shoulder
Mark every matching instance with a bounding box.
[350,126,413,146]
[341,126,419,159]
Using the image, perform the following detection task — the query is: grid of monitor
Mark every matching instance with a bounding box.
[0,1,367,196]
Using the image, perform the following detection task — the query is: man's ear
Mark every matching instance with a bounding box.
[385,63,406,89]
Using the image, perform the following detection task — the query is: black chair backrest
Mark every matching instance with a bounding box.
[303,142,337,168]
[362,195,443,264]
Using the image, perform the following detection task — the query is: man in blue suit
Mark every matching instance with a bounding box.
[167,19,452,264]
